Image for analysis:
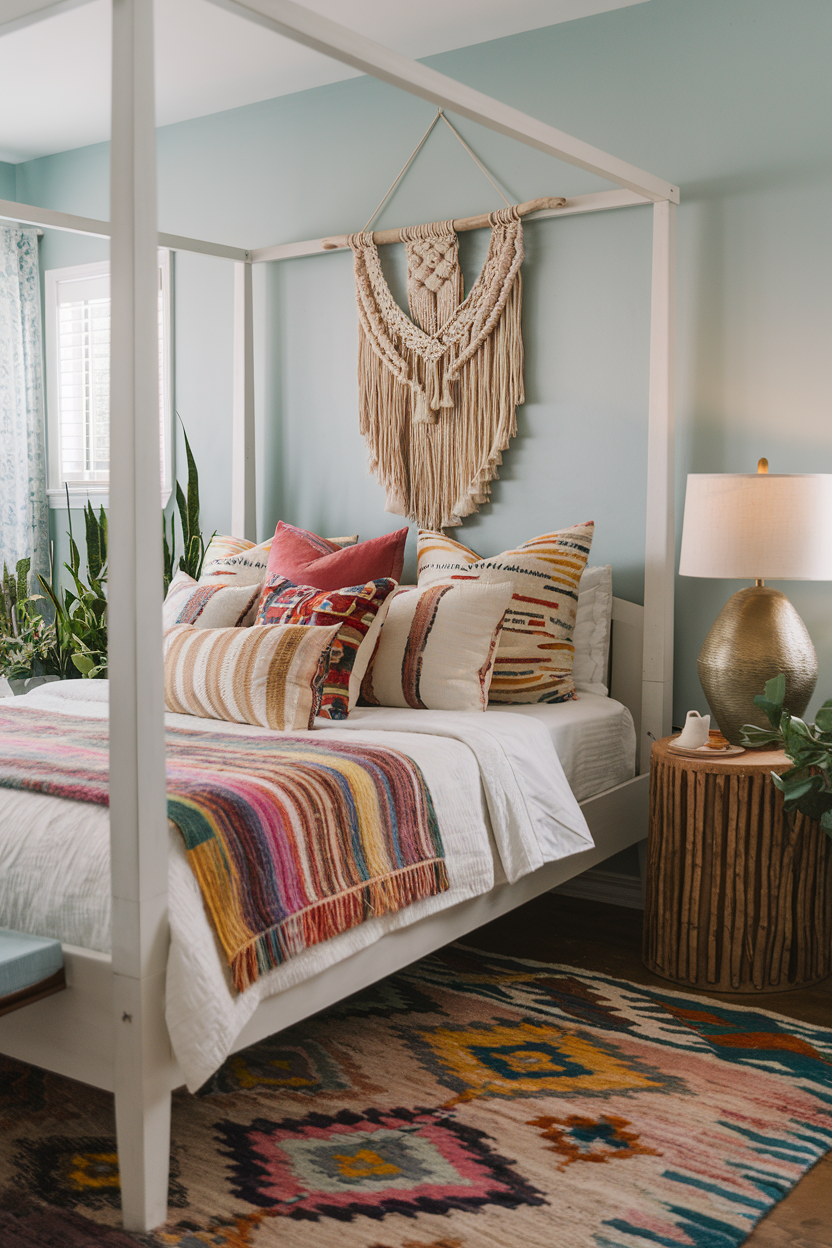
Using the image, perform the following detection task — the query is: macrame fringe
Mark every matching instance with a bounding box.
[350,209,525,530]
[357,276,523,529]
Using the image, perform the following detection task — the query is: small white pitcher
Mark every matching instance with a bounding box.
[676,709,711,750]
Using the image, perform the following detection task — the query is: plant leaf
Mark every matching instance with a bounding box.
[181,423,201,545]
[85,502,102,582]
[775,775,820,802]
[764,672,786,706]
[16,557,30,605]
[176,481,189,546]
[752,694,783,729]
[739,723,781,747]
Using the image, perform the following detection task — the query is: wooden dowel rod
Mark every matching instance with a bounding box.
[320,195,567,249]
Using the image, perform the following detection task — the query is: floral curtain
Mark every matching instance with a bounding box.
[0,226,48,578]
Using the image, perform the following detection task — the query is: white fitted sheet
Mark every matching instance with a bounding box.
[486,692,637,803]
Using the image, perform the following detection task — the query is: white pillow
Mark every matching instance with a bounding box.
[572,565,613,696]
[163,570,260,632]
[361,580,513,711]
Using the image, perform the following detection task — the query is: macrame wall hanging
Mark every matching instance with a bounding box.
[348,112,527,531]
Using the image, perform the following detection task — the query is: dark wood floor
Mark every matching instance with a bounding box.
[465,893,832,1248]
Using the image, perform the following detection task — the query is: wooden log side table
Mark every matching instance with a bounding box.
[643,737,832,992]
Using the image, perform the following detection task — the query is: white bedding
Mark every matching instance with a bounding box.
[486,692,637,802]
[0,681,597,1089]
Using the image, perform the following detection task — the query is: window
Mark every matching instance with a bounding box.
[45,251,173,507]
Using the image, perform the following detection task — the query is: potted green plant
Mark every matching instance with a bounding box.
[0,557,64,695]
[38,500,109,680]
[740,673,832,837]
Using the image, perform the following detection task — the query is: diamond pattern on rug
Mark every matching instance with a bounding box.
[408,1017,676,1103]
[11,1134,188,1213]
[527,1112,659,1170]
[216,1105,545,1220]
[201,1039,353,1099]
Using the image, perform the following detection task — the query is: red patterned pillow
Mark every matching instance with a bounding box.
[266,522,408,592]
[256,577,396,719]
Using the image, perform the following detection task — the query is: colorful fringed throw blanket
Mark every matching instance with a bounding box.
[0,707,447,991]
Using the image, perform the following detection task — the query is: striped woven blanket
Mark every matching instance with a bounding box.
[0,706,447,991]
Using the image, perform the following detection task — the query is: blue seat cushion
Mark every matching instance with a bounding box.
[0,928,64,997]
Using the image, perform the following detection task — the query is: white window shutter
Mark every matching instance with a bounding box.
[46,256,172,501]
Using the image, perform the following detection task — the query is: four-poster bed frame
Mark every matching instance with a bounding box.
[0,0,677,1230]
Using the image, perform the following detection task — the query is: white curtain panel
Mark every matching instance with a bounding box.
[0,226,48,577]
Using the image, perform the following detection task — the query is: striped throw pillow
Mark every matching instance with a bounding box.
[360,581,513,712]
[201,531,359,587]
[256,577,396,720]
[164,622,340,730]
[417,523,594,704]
[163,571,260,631]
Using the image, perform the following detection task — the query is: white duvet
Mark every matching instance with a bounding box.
[0,682,592,1088]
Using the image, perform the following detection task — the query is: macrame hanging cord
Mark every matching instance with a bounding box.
[348,113,525,531]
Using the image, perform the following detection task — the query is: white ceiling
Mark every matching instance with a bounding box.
[0,0,649,165]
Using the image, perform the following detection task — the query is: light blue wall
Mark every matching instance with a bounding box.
[15,0,832,725]
[0,161,14,200]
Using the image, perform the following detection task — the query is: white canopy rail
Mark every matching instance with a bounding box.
[0,0,676,1230]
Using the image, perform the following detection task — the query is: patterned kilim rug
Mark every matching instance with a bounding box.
[1,945,831,1248]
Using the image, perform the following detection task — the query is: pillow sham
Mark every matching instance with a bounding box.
[417,523,594,704]
[201,530,358,587]
[163,622,339,730]
[573,565,613,696]
[360,580,513,712]
[256,576,396,719]
[266,522,408,592]
[163,570,260,632]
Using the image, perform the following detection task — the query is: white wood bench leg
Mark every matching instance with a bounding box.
[113,971,173,1233]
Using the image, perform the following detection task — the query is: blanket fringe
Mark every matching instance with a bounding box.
[230,858,449,992]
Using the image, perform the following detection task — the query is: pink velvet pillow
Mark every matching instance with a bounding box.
[266,522,408,591]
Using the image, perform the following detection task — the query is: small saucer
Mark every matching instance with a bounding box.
[667,737,745,759]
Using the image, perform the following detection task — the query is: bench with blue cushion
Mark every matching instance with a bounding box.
[0,928,65,1017]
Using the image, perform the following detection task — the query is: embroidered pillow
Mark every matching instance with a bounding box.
[360,581,513,712]
[201,531,358,587]
[256,577,396,719]
[163,622,340,730]
[266,522,408,592]
[163,570,260,632]
[417,523,594,704]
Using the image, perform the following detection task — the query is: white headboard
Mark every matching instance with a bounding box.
[609,596,645,768]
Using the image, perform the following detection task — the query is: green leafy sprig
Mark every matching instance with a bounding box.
[740,673,832,837]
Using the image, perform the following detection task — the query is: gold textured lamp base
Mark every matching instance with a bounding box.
[698,586,817,745]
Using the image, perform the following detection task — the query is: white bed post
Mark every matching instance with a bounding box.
[231,259,256,540]
[109,0,172,1231]
[640,199,676,770]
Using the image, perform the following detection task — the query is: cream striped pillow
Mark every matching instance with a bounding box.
[164,622,340,730]
[360,581,513,711]
[417,523,594,704]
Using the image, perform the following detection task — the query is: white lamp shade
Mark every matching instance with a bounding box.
[679,473,832,580]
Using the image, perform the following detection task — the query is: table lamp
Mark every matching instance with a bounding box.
[679,460,832,744]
